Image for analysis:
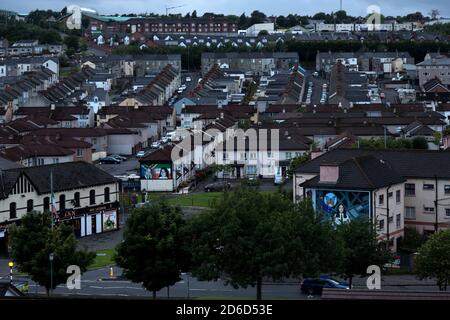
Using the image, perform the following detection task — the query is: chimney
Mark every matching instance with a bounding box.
[319,163,339,183]
[220,112,224,119]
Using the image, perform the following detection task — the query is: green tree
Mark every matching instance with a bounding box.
[412,137,428,149]
[258,30,269,36]
[115,199,190,299]
[335,218,393,288]
[287,153,311,177]
[189,189,341,299]
[398,228,426,254]
[63,35,80,52]
[415,229,450,291]
[9,211,95,295]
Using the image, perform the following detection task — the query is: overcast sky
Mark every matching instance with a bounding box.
[3,0,449,17]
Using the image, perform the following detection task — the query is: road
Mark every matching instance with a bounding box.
[1,265,443,299]
[7,267,307,300]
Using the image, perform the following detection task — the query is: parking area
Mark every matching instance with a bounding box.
[96,158,140,177]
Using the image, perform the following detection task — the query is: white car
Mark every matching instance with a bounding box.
[186,77,192,82]
[161,136,169,144]
[151,141,161,149]
[136,151,146,158]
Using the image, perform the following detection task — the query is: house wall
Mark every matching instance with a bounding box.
[373,184,405,251]
[20,155,74,167]
[107,134,137,155]
[403,178,450,234]
[0,176,118,225]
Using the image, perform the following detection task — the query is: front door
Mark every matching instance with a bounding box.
[236,167,241,179]
[91,214,96,234]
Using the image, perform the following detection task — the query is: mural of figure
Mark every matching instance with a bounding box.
[335,204,350,225]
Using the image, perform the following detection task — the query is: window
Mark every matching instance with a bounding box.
[74,192,80,207]
[405,183,415,196]
[90,190,96,205]
[285,152,292,159]
[379,219,385,230]
[76,149,84,157]
[379,194,384,205]
[246,165,257,175]
[445,185,450,194]
[10,202,16,219]
[388,216,393,223]
[388,192,393,198]
[59,194,66,211]
[405,207,416,219]
[424,207,435,213]
[43,197,50,212]
[396,214,401,228]
[396,190,401,203]
[423,184,434,190]
[27,199,34,212]
[446,208,450,218]
[104,187,110,203]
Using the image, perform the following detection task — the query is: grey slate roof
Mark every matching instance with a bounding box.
[296,149,450,179]
[0,161,117,199]
[301,155,406,190]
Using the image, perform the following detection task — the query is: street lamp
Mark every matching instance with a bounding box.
[8,261,14,284]
[49,253,54,296]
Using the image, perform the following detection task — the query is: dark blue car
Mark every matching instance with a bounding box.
[301,277,350,295]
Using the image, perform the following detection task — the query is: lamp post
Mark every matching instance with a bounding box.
[8,261,14,284]
[49,253,54,296]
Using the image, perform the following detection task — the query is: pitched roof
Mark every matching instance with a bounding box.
[0,161,117,199]
[302,155,406,190]
[296,149,450,179]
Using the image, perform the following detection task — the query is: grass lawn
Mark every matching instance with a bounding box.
[167,192,222,208]
[89,249,116,269]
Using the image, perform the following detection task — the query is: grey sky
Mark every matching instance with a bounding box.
[3,0,449,17]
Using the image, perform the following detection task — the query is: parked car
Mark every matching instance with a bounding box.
[161,136,170,144]
[136,151,146,158]
[99,156,121,164]
[186,76,192,82]
[110,154,127,161]
[151,141,161,149]
[301,277,350,295]
[204,181,231,192]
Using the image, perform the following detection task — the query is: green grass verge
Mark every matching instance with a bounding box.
[89,248,116,269]
[167,192,222,208]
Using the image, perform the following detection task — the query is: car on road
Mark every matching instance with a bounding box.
[204,181,232,192]
[110,154,127,161]
[301,277,350,295]
[161,136,170,144]
[99,156,121,164]
[136,151,146,158]
[186,76,192,82]
[151,141,161,149]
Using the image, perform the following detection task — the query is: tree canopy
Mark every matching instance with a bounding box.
[9,211,95,294]
[415,229,450,291]
[115,199,190,298]
[335,217,393,287]
[188,188,342,299]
